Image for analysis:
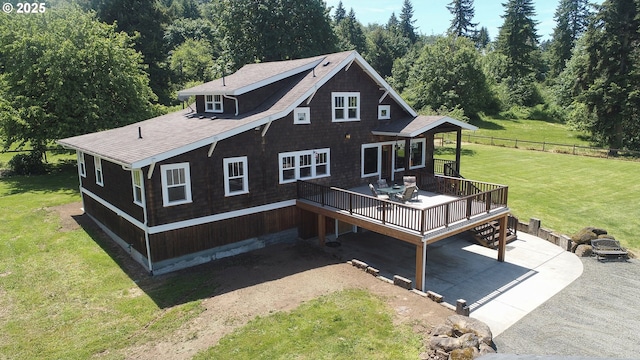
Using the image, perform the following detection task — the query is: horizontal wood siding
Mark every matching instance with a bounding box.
[149,205,298,261]
[82,154,144,224]
[83,194,146,254]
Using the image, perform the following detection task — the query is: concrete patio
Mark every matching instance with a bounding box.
[321,229,583,336]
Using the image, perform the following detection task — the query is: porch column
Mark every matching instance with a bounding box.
[497,214,507,262]
[318,214,326,247]
[415,242,424,291]
[426,133,435,174]
[455,129,462,174]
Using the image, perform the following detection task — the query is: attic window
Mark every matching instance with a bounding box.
[332,92,360,122]
[293,107,310,124]
[378,105,391,120]
[205,95,223,113]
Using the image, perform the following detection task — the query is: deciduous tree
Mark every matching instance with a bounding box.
[0,7,157,154]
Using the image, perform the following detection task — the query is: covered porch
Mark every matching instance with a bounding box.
[296,174,511,291]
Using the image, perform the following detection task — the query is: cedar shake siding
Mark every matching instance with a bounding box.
[57,51,474,275]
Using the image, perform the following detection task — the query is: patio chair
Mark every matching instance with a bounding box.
[369,183,389,200]
[402,176,419,200]
[395,185,418,202]
[377,179,389,189]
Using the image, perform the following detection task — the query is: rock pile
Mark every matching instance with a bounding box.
[570,227,616,257]
[424,315,495,360]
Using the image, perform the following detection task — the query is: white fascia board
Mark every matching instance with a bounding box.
[351,52,417,117]
[371,117,478,138]
[57,140,132,168]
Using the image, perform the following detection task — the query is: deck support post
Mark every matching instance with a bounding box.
[497,214,507,262]
[415,242,425,291]
[318,214,326,247]
[455,129,462,174]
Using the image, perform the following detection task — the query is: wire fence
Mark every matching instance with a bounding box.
[441,133,640,160]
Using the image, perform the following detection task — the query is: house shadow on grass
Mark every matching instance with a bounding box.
[71,212,342,309]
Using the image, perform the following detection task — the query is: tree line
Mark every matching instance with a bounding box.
[1,0,639,167]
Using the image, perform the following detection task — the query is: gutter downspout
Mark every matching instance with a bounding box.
[223,94,239,116]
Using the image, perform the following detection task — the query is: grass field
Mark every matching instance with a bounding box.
[443,143,640,251]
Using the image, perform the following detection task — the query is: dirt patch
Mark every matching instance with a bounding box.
[52,203,453,359]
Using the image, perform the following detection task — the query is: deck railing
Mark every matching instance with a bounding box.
[433,159,457,176]
[297,175,508,236]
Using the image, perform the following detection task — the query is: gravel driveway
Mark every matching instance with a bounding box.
[494,257,640,358]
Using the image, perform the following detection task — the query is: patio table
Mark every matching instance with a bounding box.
[377,185,405,196]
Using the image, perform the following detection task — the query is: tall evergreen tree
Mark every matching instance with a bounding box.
[496,0,540,78]
[399,0,418,43]
[334,1,346,23]
[335,8,367,53]
[475,26,490,49]
[575,0,640,150]
[548,0,591,76]
[447,0,478,38]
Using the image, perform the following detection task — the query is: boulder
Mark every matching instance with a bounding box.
[478,343,496,356]
[431,324,454,337]
[574,244,593,257]
[598,234,616,240]
[592,228,608,235]
[448,347,478,360]
[430,336,464,353]
[571,227,598,245]
[445,315,493,346]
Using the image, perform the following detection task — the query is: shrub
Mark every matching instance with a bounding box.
[8,151,47,175]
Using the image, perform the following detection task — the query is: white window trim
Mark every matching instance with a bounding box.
[378,105,391,120]
[160,163,192,207]
[332,92,360,122]
[132,169,144,206]
[409,138,427,170]
[278,148,330,184]
[223,156,249,196]
[293,107,311,124]
[77,151,86,178]
[361,144,382,178]
[94,157,103,186]
[205,94,223,113]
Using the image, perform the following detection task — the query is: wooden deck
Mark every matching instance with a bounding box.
[296,175,511,290]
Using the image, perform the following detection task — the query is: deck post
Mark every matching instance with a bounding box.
[455,129,462,174]
[318,214,326,247]
[497,214,507,262]
[415,242,424,291]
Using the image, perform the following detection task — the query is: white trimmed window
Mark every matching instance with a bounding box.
[293,107,310,124]
[332,92,360,122]
[132,170,144,206]
[94,157,103,186]
[77,151,86,177]
[378,105,391,120]
[205,94,223,113]
[410,138,426,169]
[223,156,248,196]
[278,149,330,184]
[160,163,192,207]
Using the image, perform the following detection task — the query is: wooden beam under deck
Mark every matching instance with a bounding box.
[297,199,510,291]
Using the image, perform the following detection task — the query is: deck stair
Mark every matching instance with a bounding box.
[471,216,518,249]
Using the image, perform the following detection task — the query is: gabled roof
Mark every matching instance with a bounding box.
[176,55,326,98]
[58,50,418,168]
[372,115,478,138]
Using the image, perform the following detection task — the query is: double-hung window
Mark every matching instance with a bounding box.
[132,170,144,206]
[94,157,103,186]
[223,156,248,196]
[332,92,360,122]
[77,151,86,177]
[160,163,192,207]
[278,149,330,184]
[205,94,223,113]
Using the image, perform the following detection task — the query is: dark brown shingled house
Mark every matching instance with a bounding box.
[58,50,512,289]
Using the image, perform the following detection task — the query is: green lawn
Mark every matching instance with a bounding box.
[0,168,215,359]
[194,289,423,360]
[452,144,640,251]
[466,115,590,145]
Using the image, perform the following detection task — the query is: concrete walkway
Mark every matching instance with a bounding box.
[324,230,583,336]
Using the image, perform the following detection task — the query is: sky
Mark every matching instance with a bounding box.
[324,0,601,42]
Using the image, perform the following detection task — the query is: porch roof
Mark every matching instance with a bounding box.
[372,115,478,138]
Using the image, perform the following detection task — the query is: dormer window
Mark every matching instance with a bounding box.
[205,95,223,113]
